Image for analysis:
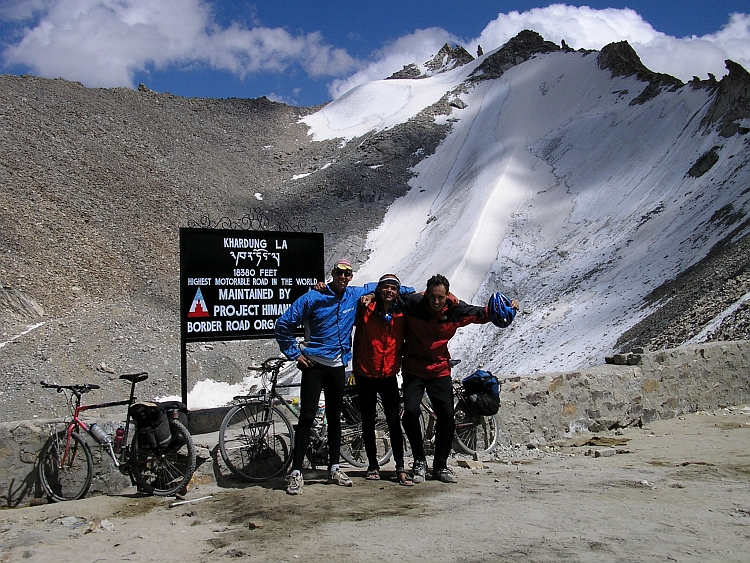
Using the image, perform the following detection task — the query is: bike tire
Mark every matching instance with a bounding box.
[454,407,500,455]
[219,404,293,481]
[340,397,392,468]
[38,430,94,502]
[131,420,196,495]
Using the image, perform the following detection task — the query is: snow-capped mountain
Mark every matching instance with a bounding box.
[303,32,750,375]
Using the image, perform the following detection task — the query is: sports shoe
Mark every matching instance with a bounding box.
[411,460,427,484]
[286,471,303,495]
[329,468,353,487]
[434,468,458,483]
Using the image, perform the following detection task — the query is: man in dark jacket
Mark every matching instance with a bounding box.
[401,274,517,483]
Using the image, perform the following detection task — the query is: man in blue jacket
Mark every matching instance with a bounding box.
[275,259,413,495]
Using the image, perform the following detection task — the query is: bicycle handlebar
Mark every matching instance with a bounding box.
[262,357,291,370]
[40,381,100,394]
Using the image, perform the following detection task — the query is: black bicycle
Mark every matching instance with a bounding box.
[218,358,390,481]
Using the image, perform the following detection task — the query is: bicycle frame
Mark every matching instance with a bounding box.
[44,374,143,471]
[219,357,380,481]
[263,366,332,464]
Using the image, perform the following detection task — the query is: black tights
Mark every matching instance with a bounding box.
[354,374,405,470]
[401,373,454,472]
[291,363,345,472]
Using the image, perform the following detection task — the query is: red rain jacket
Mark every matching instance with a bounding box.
[352,299,406,379]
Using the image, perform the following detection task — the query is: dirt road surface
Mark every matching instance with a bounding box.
[2,406,749,563]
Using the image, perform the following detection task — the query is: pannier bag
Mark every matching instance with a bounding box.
[131,401,172,448]
[461,370,501,416]
[155,400,189,428]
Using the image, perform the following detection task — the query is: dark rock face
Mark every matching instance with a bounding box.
[688,146,722,178]
[699,60,750,137]
[388,63,423,80]
[469,30,560,81]
[597,41,683,104]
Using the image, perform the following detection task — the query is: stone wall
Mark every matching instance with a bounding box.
[2,340,749,508]
[496,341,750,445]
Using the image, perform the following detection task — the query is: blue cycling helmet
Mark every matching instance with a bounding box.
[488,292,515,328]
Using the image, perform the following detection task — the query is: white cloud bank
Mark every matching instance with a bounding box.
[1,1,748,101]
[0,0,356,88]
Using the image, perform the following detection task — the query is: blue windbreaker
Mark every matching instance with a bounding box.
[275,282,414,367]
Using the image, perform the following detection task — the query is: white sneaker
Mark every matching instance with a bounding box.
[329,468,353,487]
[286,471,303,495]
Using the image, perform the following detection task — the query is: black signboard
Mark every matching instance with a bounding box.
[180,229,324,342]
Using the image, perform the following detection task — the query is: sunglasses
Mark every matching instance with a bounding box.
[333,268,353,277]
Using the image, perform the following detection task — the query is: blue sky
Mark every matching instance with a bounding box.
[1,1,748,106]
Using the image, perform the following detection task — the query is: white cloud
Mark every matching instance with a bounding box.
[2,0,356,88]
[330,4,750,100]
[0,0,54,21]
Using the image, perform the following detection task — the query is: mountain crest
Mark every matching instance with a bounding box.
[387,43,475,80]
[699,59,750,137]
[425,43,475,72]
[468,30,560,82]
[597,41,683,104]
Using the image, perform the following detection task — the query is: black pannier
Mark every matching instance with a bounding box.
[131,401,172,448]
[156,400,189,428]
[461,370,501,416]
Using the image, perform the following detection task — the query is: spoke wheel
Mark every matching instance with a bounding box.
[219,405,293,481]
[38,430,93,502]
[454,408,499,455]
[131,420,196,495]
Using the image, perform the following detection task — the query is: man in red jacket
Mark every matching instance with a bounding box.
[401,274,518,483]
[352,273,413,486]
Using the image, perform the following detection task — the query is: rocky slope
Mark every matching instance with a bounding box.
[1,32,749,423]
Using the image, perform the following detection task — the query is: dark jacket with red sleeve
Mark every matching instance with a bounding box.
[352,299,406,379]
[401,292,490,380]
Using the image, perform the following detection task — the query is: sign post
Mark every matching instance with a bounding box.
[179,228,324,406]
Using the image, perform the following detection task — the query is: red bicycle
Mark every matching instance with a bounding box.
[38,373,196,502]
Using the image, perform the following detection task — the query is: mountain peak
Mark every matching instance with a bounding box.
[425,43,475,73]
[468,30,560,82]
[387,43,475,80]
[700,59,750,137]
[597,41,683,104]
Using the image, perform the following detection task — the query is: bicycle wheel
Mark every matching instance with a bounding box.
[131,420,196,495]
[454,407,500,455]
[340,397,392,468]
[38,430,94,502]
[219,404,293,481]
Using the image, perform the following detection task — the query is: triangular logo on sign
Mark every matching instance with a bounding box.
[188,287,210,318]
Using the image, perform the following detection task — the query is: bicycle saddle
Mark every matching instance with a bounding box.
[120,372,149,383]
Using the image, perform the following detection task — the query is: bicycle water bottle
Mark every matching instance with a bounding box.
[113,427,125,453]
[89,423,110,445]
[313,401,325,428]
